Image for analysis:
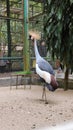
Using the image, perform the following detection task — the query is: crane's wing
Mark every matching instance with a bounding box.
[37,57,55,75]
[46,84,56,91]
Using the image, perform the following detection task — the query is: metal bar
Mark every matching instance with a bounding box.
[0,57,23,60]
[0,12,44,22]
[23,0,30,71]
[6,0,11,56]
[0,15,23,21]
[6,0,12,71]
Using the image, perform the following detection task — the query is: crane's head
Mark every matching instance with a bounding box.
[29,30,41,41]
[50,75,58,91]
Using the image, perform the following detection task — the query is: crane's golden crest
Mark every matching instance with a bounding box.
[29,30,41,40]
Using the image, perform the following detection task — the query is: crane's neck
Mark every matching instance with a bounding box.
[34,39,41,61]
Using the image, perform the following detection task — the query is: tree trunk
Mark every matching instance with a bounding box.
[64,67,69,90]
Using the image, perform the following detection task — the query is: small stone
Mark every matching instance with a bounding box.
[31,124,36,129]
[45,101,48,104]
[46,117,48,119]
[59,112,63,115]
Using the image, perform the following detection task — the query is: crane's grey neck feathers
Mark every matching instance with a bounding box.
[34,39,41,62]
[34,39,55,75]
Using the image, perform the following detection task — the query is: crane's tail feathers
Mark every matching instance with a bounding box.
[46,84,57,92]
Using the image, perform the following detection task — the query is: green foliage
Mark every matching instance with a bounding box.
[44,0,73,69]
[0,20,7,44]
[15,70,32,75]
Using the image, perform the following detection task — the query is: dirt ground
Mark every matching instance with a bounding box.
[0,85,73,130]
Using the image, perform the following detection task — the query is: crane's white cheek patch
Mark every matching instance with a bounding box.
[36,64,51,84]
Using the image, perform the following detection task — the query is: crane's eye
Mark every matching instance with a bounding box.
[29,35,31,39]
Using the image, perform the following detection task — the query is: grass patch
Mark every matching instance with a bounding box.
[14,71,32,75]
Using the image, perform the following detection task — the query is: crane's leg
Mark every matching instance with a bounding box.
[42,84,47,103]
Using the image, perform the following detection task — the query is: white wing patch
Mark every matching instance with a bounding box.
[36,64,51,84]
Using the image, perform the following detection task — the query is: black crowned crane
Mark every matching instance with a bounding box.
[29,31,58,102]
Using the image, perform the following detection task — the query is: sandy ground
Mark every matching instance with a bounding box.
[0,85,73,130]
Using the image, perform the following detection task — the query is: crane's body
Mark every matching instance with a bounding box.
[36,63,57,92]
[30,35,58,101]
